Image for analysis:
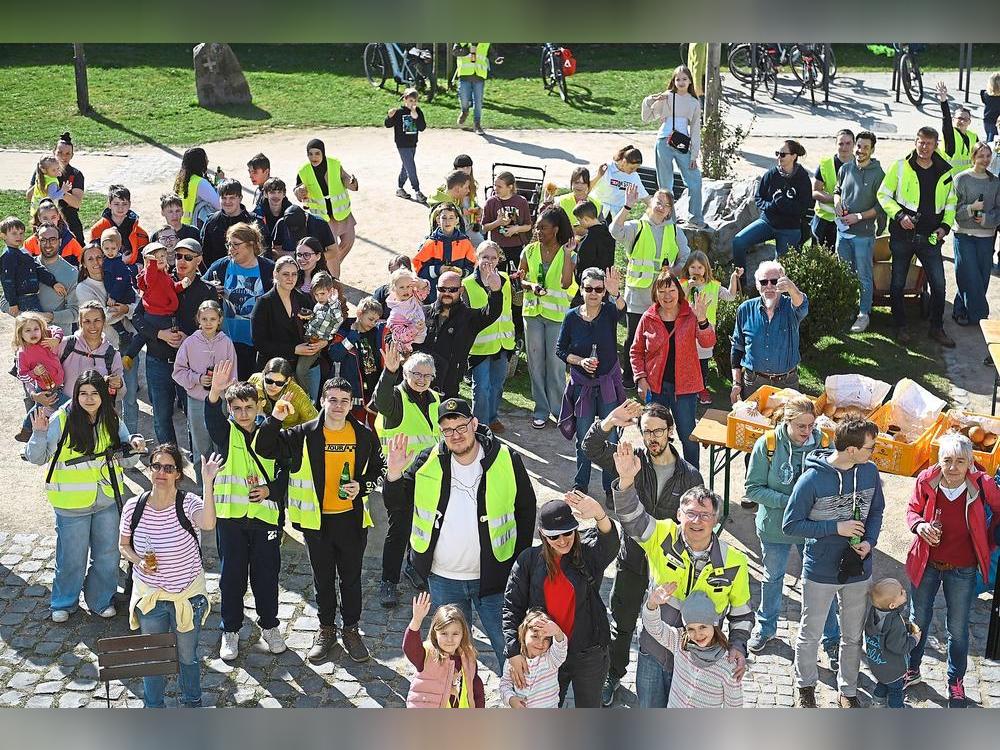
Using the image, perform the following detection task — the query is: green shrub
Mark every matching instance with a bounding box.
[779,243,860,347]
[712,296,743,381]
[701,102,755,181]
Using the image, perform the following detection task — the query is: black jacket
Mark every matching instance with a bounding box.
[371,367,436,431]
[502,524,620,659]
[383,426,536,597]
[415,292,502,398]
[199,206,263,267]
[582,420,704,575]
[249,286,312,369]
[131,276,218,363]
[255,412,385,534]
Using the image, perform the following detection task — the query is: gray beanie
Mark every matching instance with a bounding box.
[680,591,718,626]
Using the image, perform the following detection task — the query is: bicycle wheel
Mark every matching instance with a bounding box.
[556,62,568,102]
[763,57,779,99]
[900,53,923,105]
[363,43,387,89]
[823,44,837,81]
[412,57,436,103]
[540,48,554,90]
[727,44,757,85]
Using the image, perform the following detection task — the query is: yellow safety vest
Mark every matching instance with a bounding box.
[813,155,839,221]
[557,193,602,228]
[31,175,62,212]
[625,219,680,290]
[410,444,518,562]
[522,241,574,322]
[682,278,721,325]
[463,272,514,356]
[454,43,490,80]
[44,407,125,511]
[877,154,957,245]
[212,421,279,526]
[286,430,373,530]
[297,158,352,222]
[180,174,204,226]
[374,386,441,470]
[939,129,979,177]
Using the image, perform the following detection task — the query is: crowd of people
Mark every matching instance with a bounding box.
[2,59,1000,710]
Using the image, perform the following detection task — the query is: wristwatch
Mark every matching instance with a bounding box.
[855,213,863,222]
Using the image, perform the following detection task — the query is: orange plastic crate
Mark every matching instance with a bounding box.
[726,385,820,452]
[869,403,943,477]
[929,410,1000,476]
[813,392,878,439]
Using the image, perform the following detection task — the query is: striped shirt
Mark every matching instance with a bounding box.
[120,492,204,593]
[499,636,568,708]
[641,605,743,708]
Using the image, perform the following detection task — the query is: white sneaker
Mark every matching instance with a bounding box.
[850,313,870,333]
[51,609,70,623]
[98,605,117,619]
[260,626,287,654]
[220,631,240,661]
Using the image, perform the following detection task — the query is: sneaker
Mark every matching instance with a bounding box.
[698,389,712,406]
[685,219,708,229]
[404,561,427,591]
[51,609,70,623]
[474,124,485,135]
[98,605,117,619]
[952,313,970,327]
[824,640,840,671]
[903,668,922,688]
[308,626,338,664]
[457,110,469,126]
[871,691,887,707]
[260,626,287,654]
[14,426,31,443]
[929,327,956,348]
[837,693,861,708]
[797,686,817,708]
[601,676,619,707]
[948,679,967,708]
[378,580,399,609]
[850,313,870,333]
[747,631,773,653]
[413,191,428,205]
[489,420,505,434]
[341,625,370,662]
[531,417,546,429]
[395,188,411,199]
[220,631,240,661]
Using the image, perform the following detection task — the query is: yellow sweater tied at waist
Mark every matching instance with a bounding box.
[129,572,210,633]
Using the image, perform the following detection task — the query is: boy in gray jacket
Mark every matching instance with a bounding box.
[864,577,919,708]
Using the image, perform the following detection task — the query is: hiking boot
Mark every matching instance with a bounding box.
[601,676,619,707]
[747,631,772,653]
[850,313,870,333]
[220,631,240,661]
[824,640,840,671]
[948,679,967,708]
[395,188,411,200]
[404,562,427,591]
[51,609,70,623]
[903,668,922,688]
[308,626,338,664]
[457,110,469,126]
[341,625,370,662]
[837,693,861,708]
[474,123,485,135]
[797,686,817,708]
[489,420,505,434]
[929,327,956,348]
[14,426,31,443]
[378,580,399,609]
[260,626,287,654]
[698,389,712,406]
[413,191,428,204]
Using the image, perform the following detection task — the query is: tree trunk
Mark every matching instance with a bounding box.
[702,43,722,179]
[73,43,90,115]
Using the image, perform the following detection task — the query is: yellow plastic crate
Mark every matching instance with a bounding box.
[726,385,820,452]
[929,410,1000,476]
[869,403,942,477]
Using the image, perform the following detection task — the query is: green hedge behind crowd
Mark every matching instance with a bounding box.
[3,43,1000,149]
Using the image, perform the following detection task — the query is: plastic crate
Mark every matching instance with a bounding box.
[725,385,819,452]
[929,410,1000,476]
[869,403,943,476]
[813,391,879,438]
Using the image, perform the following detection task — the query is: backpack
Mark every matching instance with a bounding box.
[59,334,119,373]
[764,428,830,460]
[128,489,202,562]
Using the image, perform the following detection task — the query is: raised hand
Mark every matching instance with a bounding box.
[201,452,223,485]
[382,340,402,373]
[624,183,639,208]
[386,433,411,480]
[564,489,603,520]
[613,440,641,489]
[30,409,49,434]
[935,80,948,102]
[271,399,293,422]
[606,266,622,297]
[647,582,679,607]
[411,591,431,626]
[692,292,709,322]
[209,358,236,400]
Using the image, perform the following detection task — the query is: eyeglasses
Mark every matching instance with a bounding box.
[441,419,473,438]
[682,509,716,522]
[641,428,668,439]
[263,376,287,387]
[295,252,316,259]
[956,117,971,123]
[583,286,605,294]
[225,240,245,250]
[437,286,461,293]
[150,462,178,475]
[775,151,791,158]
[175,253,200,262]
[859,443,876,453]
[757,277,779,286]
[408,371,434,381]
[545,530,575,540]
[38,237,60,245]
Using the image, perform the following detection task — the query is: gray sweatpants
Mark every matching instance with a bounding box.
[794,577,869,696]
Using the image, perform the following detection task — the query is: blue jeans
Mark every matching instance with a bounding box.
[655,138,703,224]
[136,594,209,708]
[524,316,565,421]
[428,573,506,674]
[953,233,994,323]
[635,649,674,708]
[908,564,977,682]
[874,676,906,708]
[51,504,121,613]
[836,234,875,315]
[646,381,699,468]
[146,354,179,446]
[397,147,421,192]
[572,384,617,492]
[471,352,508,425]
[186,396,211,487]
[889,233,946,329]
[121,353,140,435]
[301,363,321,403]
[457,78,485,124]
[732,217,802,279]
[756,541,840,645]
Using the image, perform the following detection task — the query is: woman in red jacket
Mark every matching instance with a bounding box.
[904,432,1000,707]
[629,269,714,466]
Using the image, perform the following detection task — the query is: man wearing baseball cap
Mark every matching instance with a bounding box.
[383,396,536,672]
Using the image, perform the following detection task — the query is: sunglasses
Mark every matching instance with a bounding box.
[545,530,576,540]
[583,286,605,294]
[757,277,779,286]
[175,252,200,262]
[775,151,791,158]
[437,286,461,293]
[264,376,287,387]
[150,462,178,475]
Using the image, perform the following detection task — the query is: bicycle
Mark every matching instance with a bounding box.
[727,43,779,98]
[540,43,568,102]
[788,43,835,89]
[363,43,436,102]
[868,43,924,105]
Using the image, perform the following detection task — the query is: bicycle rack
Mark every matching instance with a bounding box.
[957,43,973,104]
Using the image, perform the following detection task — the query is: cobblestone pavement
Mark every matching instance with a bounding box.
[0,530,996,709]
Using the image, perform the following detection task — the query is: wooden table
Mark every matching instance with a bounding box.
[690,408,740,525]
[990,343,1000,415]
[981,320,1000,345]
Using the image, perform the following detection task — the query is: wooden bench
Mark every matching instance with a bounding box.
[96,632,179,707]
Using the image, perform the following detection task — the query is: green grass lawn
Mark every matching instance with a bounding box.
[3,43,1000,150]
[0,189,108,229]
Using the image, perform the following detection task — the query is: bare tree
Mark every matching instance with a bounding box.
[73,43,90,115]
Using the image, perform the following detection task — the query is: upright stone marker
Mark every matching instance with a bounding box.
[193,43,252,107]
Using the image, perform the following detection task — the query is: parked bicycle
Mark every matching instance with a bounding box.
[727,42,780,98]
[363,43,436,101]
[728,42,836,96]
[540,43,574,102]
[869,43,924,105]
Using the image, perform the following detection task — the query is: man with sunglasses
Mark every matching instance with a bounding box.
[782,418,885,708]
[582,399,705,706]
[383,397,536,673]
[610,452,752,709]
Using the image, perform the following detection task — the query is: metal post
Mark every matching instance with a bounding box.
[823,43,830,105]
[750,44,757,102]
[965,44,972,104]
[958,43,966,91]
[72,43,90,115]
[894,49,901,103]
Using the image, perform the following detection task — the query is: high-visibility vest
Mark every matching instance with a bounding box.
[877,155,957,245]
[212,421,279,526]
[297,158,352,222]
[682,278,722,325]
[625,218,680,290]
[180,174,205,226]
[939,129,980,177]
[557,192,602,228]
[463,272,514,356]
[410,443,518,562]
[31,175,62,212]
[374,386,441,470]
[522,241,574,322]
[44,407,125,511]
[454,43,490,80]
[286,430,373,530]
[813,155,840,221]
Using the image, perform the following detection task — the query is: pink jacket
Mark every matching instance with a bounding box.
[630,301,715,396]
[172,330,237,401]
[18,325,65,390]
[905,463,1000,586]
